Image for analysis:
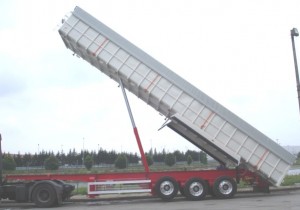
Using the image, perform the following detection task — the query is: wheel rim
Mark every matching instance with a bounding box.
[37,189,50,202]
[160,181,174,196]
[189,182,204,197]
[218,180,233,195]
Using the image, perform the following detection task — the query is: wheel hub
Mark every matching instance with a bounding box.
[160,181,174,196]
[219,180,233,195]
[189,182,203,196]
[38,190,50,202]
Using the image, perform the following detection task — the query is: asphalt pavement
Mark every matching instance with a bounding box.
[1,186,300,210]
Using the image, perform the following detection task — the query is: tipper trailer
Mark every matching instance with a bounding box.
[1,6,296,207]
[56,6,295,199]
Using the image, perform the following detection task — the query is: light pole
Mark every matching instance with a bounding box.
[82,138,84,166]
[291,28,300,114]
[97,144,100,166]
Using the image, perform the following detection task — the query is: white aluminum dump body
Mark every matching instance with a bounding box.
[58,6,295,186]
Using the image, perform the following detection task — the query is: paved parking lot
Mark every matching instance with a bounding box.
[1,190,300,210]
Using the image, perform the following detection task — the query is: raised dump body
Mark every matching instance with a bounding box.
[58,6,295,186]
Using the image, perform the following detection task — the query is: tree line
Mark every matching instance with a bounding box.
[4,148,138,167]
[1,148,208,170]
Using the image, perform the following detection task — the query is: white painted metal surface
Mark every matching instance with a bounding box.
[88,180,151,195]
[58,6,295,186]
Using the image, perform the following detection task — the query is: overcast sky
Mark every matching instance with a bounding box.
[1,0,300,155]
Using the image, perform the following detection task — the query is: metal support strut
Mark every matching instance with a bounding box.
[119,79,149,173]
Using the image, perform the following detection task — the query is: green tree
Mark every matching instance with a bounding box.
[44,155,59,170]
[14,152,23,167]
[146,155,153,166]
[187,155,193,165]
[164,153,176,167]
[3,154,16,170]
[115,154,128,169]
[23,153,32,167]
[199,151,207,164]
[174,150,185,161]
[185,150,200,161]
[84,154,93,170]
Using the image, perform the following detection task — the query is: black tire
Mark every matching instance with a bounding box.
[212,176,237,199]
[155,176,179,201]
[183,178,207,201]
[32,184,57,208]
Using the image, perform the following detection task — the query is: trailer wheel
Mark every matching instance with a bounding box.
[184,178,207,201]
[155,176,179,201]
[213,176,237,199]
[32,184,57,208]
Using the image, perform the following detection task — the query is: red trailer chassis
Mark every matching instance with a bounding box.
[5,168,269,201]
